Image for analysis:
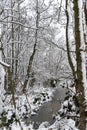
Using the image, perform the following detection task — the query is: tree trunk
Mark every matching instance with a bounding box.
[11,0,15,76]
[65,0,76,79]
[15,0,21,85]
[8,68,16,109]
[23,0,39,92]
[73,0,86,129]
[84,0,87,26]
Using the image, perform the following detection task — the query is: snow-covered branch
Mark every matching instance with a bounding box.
[0,61,10,68]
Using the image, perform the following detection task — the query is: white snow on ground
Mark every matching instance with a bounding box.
[11,122,34,130]
[3,85,55,130]
[4,85,78,130]
[28,85,54,113]
[15,85,54,116]
[10,117,79,130]
[38,118,79,130]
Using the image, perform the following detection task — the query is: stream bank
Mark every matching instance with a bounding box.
[30,86,66,129]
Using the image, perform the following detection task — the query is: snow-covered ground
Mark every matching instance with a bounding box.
[28,85,55,113]
[5,85,78,130]
[3,85,55,130]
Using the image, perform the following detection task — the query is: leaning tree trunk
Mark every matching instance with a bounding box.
[73,0,86,130]
[23,0,39,92]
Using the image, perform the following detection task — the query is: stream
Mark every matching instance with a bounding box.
[30,86,66,129]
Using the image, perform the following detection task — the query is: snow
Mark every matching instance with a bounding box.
[63,100,68,107]
[1,83,79,130]
[4,85,79,130]
[37,118,79,130]
[24,85,54,114]
[0,1,83,129]
[7,118,78,130]
[2,85,56,130]
[0,60,10,68]
[3,85,54,128]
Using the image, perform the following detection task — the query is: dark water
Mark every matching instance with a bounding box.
[30,87,65,128]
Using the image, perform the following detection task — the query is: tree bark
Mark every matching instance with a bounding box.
[8,68,16,109]
[11,0,15,76]
[84,0,87,26]
[65,0,76,79]
[73,0,86,129]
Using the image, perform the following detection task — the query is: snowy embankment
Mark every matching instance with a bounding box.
[28,85,54,113]
[10,85,55,130]
[38,118,78,130]
[10,85,79,130]
[16,85,54,116]
[2,82,79,130]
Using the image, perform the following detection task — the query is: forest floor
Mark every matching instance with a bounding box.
[10,85,78,130]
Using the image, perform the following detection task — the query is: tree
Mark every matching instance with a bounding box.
[65,0,87,129]
[23,0,39,92]
[22,0,60,90]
